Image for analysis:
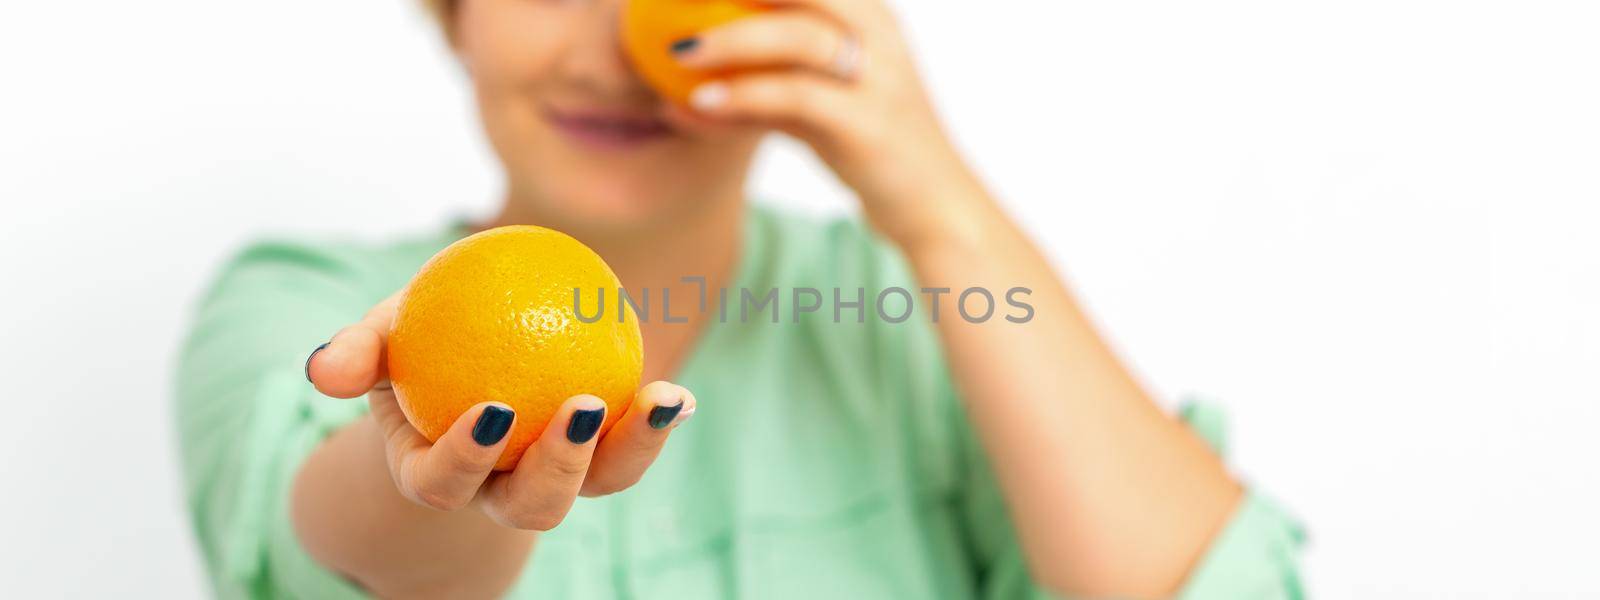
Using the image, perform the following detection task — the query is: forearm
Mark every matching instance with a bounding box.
[290,415,536,599]
[893,175,1242,598]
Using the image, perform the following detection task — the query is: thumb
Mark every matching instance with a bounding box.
[395,402,516,511]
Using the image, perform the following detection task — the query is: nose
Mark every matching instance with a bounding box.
[558,0,653,100]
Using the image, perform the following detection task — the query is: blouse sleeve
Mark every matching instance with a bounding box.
[958,400,1306,600]
[1169,403,1306,600]
[174,241,379,599]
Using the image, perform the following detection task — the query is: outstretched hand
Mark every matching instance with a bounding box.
[306,292,696,530]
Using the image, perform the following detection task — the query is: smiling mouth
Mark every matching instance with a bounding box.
[544,107,674,151]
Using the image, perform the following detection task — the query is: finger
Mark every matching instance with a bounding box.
[582,381,697,497]
[660,102,750,137]
[479,395,608,531]
[368,389,432,493]
[688,72,853,133]
[674,12,846,76]
[383,401,517,511]
[308,291,403,398]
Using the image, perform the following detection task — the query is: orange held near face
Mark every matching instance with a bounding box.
[621,0,767,104]
[388,226,644,471]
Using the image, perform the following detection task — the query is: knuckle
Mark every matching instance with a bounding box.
[725,24,762,53]
[439,447,490,475]
[410,483,467,512]
[627,429,667,454]
[638,381,680,406]
[774,86,805,114]
[333,325,359,339]
[546,453,591,478]
[639,380,676,397]
[809,29,836,64]
[397,458,468,511]
[508,508,565,532]
[740,80,776,107]
[585,472,641,497]
[791,87,823,117]
[579,483,615,498]
[748,83,800,117]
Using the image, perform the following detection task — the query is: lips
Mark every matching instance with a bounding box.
[545,107,674,151]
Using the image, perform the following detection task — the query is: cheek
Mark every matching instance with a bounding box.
[457,3,570,92]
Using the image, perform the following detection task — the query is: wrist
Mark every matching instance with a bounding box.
[869,168,1001,258]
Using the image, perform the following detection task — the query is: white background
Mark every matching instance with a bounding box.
[2,0,1596,597]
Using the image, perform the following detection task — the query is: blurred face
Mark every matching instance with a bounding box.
[454,0,762,230]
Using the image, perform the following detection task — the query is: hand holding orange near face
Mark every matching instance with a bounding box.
[621,0,769,105]
[622,0,980,247]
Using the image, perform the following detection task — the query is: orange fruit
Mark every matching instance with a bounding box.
[620,0,768,104]
[388,226,644,471]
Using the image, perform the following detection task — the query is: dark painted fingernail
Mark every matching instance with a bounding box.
[670,37,700,56]
[472,406,515,446]
[567,407,605,444]
[305,342,329,383]
[648,402,684,430]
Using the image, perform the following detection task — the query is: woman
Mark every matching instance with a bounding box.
[176,0,1302,597]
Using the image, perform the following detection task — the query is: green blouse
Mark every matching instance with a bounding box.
[175,205,1303,599]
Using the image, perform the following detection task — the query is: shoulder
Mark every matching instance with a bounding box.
[180,226,462,372]
[199,226,460,309]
